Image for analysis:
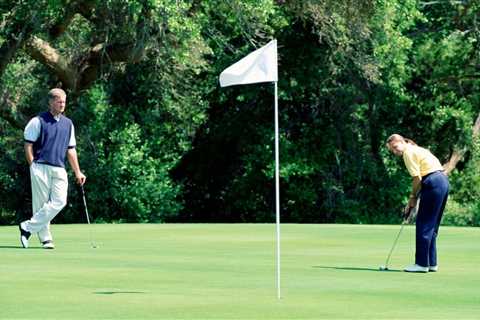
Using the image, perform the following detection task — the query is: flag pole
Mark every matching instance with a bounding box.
[274,81,281,300]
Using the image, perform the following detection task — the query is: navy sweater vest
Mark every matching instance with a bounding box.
[32,112,73,168]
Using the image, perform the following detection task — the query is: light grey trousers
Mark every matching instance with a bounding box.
[23,162,68,242]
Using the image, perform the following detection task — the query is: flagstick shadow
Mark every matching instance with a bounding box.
[94,291,147,295]
[313,265,402,273]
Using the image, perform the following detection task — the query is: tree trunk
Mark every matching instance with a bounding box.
[0,21,33,78]
[443,112,480,175]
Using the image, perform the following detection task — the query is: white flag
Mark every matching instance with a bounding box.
[219,40,278,87]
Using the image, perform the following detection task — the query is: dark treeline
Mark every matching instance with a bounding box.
[1,0,479,226]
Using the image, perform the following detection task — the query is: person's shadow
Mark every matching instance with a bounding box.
[0,245,43,249]
[313,265,402,272]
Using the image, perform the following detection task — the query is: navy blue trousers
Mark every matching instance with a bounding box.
[416,171,449,267]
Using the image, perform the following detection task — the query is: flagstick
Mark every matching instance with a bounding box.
[274,81,281,300]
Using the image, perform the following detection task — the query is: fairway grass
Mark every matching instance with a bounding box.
[1,224,479,319]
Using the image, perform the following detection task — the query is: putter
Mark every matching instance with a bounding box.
[379,202,418,271]
[80,185,97,248]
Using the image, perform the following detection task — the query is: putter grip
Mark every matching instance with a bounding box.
[404,205,417,222]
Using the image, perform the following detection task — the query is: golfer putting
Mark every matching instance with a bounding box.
[19,88,86,249]
[386,134,449,273]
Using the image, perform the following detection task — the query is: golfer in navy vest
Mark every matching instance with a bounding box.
[19,88,86,249]
[387,134,449,272]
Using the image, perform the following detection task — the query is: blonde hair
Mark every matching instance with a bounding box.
[48,88,66,102]
[386,134,417,148]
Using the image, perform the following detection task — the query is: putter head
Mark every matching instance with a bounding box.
[379,265,389,271]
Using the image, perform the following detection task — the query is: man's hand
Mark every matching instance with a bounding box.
[407,196,418,209]
[67,148,86,185]
[403,204,412,220]
[75,171,86,185]
[403,197,418,222]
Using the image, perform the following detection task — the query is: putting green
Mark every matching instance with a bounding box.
[1,224,478,319]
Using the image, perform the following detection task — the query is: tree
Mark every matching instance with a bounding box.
[0,0,210,223]
[1,0,478,225]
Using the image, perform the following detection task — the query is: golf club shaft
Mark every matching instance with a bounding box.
[81,185,96,247]
[383,221,406,268]
[383,201,418,269]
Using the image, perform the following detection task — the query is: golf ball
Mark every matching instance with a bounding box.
[379,265,388,271]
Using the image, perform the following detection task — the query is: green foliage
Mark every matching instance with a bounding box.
[1,0,479,226]
[171,0,479,225]
[1,0,211,224]
[65,84,187,223]
[103,123,182,222]
[443,200,480,227]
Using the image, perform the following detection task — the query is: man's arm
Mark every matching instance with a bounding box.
[410,176,421,204]
[67,148,86,185]
[404,176,421,217]
[24,143,34,165]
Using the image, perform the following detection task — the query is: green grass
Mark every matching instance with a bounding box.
[1,224,479,319]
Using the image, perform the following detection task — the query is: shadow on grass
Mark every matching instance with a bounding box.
[94,291,147,295]
[0,245,43,250]
[313,265,402,273]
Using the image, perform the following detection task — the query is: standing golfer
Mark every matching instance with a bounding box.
[386,134,449,273]
[19,88,86,249]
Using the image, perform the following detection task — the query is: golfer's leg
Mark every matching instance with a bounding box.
[35,165,52,242]
[38,222,52,243]
[27,166,68,234]
[428,199,441,266]
[415,190,436,267]
[23,163,50,233]
[428,178,449,267]
[428,228,438,267]
[43,167,68,242]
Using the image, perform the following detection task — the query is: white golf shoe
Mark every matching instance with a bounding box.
[404,264,429,273]
[42,241,55,249]
[429,265,439,272]
[19,223,31,248]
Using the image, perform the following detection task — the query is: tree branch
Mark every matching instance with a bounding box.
[443,112,480,175]
[0,19,34,78]
[436,74,480,83]
[13,1,152,94]
[49,0,97,39]
[420,1,467,6]
[76,1,153,90]
[24,36,78,90]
